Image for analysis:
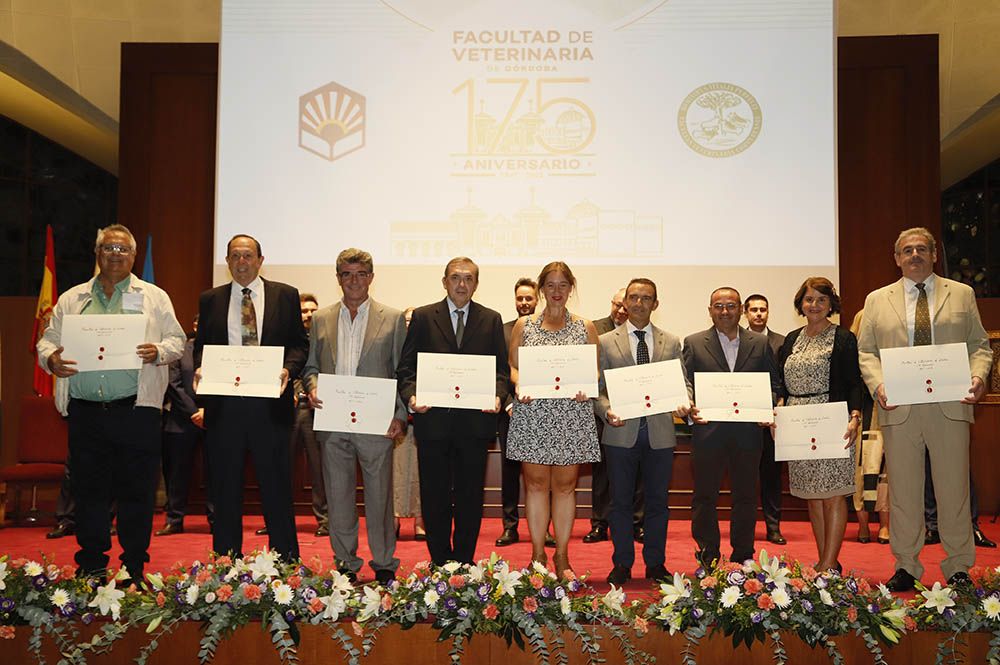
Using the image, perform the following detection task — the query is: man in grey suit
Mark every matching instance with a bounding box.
[683,287,780,566]
[302,248,407,585]
[743,294,786,545]
[597,278,692,585]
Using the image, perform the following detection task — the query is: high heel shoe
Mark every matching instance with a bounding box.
[857,528,871,544]
[877,533,890,545]
[552,552,574,580]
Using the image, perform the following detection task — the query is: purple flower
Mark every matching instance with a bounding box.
[756,572,767,584]
[444,598,458,611]
[944,608,955,619]
[726,571,746,586]
[800,600,813,613]
[285,610,296,623]
[458,608,469,618]
[703,590,715,602]
[975,588,986,599]
[302,587,318,602]
[0,598,14,612]
[568,580,581,592]
[869,603,880,614]
[751,612,764,624]
[239,573,253,584]
[81,612,95,625]
[436,581,447,595]
[692,607,704,620]
[814,577,827,589]
[32,575,48,589]
[477,584,491,600]
[695,567,706,578]
[554,586,566,600]
[59,602,77,618]
[846,579,858,593]
[539,587,552,599]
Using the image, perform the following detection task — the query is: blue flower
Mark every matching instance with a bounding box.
[81,612,95,625]
[845,579,858,593]
[695,567,706,578]
[800,599,813,613]
[0,598,14,612]
[477,584,491,600]
[756,572,767,583]
[539,587,552,599]
[751,612,764,624]
[302,587,318,602]
[726,571,746,586]
[703,590,715,601]
[32,575,48,589]
[554,586,566,599]
[868,603,880,614]
[975,588,986,599]
[814,577,827,589]
[568,580,581,592]
[943,608,955,619]
[444,598,458,611]
[285,610,296,623]
[436,581,448,595]
[59,602,77,618]
[458,608,469,618]
[240,573,253,584]
[692,608,704,620]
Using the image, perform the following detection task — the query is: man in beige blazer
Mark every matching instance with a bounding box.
[302,248,407,585]
[596,278,692,585]
[858,227,992,591]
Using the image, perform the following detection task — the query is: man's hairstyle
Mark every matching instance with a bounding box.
[793,276,842,316]
[514,277,538,293]
[537,261,577,293]
[893,227,937,255]
[626,277,658,302]
[743,293,768,310]
[95,224,137,252]
[336,248,374,272]
[444,256,479,279]
[300,292,318,305]
[710,286,741,303]
[226,234,262,257]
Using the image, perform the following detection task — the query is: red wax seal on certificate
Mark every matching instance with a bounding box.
[811,445,817,450]
[235,376,241,382]
[927,387,933,393]
[646,402,652,408]
[455,386,460,391]
[926,379,932,384]
[455,393,460,399]
[555,385,560,390]
[732,402,738,407]
[734,409,740,414]
[99,347,105,352]
[98,355,104,360]
[350,412,356,417]
[555,377,561,382]
[645,395,650,401]
[810,437,816,443]
[351,418,357,423]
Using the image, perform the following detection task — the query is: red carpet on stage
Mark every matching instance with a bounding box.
[4,517,999,594]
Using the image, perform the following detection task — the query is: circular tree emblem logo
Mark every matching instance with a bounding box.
[678,82,762,158]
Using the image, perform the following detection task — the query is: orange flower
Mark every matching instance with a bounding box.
[216,556,232,567]
[243,584,262,601]
[700,576,718,589]
[352,622,364,636]
[563,570,577,582]
[287,576,302,589]
[381,594,394,611]
[846,606,858,622]
[523,597,538,613]
[60,565,77,581]
[309,597,325,614]
[529,575,544,590]
[801,566,818,581]
[155,592,166,607]
[903,616,917,631]
[857,578,871,593]
[788,578,806,592]
[756,594,774,610]
[632,617,649,635]
[307,555,324,573]
[969,566,986,586]
[10,558,26,569]
[743,579,763,594]
[195,569,212,585]
[0,626,15,639]
[448,575,466,589]
[216,585,233,602]
[482,604,499,620]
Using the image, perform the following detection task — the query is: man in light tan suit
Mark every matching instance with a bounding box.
[858,227,992,591]
[302,248,407,585]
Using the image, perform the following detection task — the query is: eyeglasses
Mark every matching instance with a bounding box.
[897,245,931,256]
[711,303,740,312]
[98,244,134,255]
[339,271,371,281]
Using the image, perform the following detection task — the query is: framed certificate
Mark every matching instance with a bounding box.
[415,352,496,410]
[196,345,284,398]
[604,359,689,421]
[313,374,398,435]
[774,401,851,461]
[517,344,598,399]
[61,314,145,372]
[694,371,773,423]
[881,342,972,406]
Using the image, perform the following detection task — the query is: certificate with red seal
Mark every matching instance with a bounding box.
[313,374,397,435]
[415,352,496,410]
[603,358,690,421]
[694,372,773,423]
[517,344,598,400]
[61,314,145,372]
[774,401,851,461]
[196,345,283,398]
[880,342,972,406]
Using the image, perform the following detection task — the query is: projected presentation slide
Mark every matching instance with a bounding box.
[216,0,836,269]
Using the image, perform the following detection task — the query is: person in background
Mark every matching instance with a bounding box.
[393,307,425,541]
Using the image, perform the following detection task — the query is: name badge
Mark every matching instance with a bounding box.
[122,292,144,313]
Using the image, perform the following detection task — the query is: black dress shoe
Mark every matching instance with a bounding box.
[885,569,917,592]
[947,571,972,588]
[606,565,631,585]
[765,531,787,545]
[414,528,427,541]
[924,529,940,545]
[495,528,519,547]
[46,523,75,539]
[155,523,184,536]
[545,532,556,548]
[374,569,395,586]
[315,524,329,537]
[633,527,644,543]
[583,526,608,543]
[645,564,670,582]
[255,527,269,536]
[974,526,997,548]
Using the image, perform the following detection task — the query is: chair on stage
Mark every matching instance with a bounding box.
[0,395,68,526]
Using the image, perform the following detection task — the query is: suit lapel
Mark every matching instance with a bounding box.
[361,300,385,358]
[705,329,728,371]
[933,278,950,322]
[433,299,458,350]
[734,328,753,371]
[215,285,232,344]
[652,327,669,363]
[260,279,279,345]
[327,302,341,369]
[887,279,906,328]
[612,327,633,366]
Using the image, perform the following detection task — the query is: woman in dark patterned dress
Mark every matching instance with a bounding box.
[776,277,863,573]
[506,261,600,578]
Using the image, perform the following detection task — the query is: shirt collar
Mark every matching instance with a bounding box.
[903,273,936,292]
[91,274,132,297]
[446,297,470,315]
[716,326,741,344]
[626,320,653,336]
[341,298,371,315]
[233,276,263,296]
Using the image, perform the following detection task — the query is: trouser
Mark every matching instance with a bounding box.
[497,410,521,530]
[923,448,979,531]
[759,429,783,533]
[162,427,214,526]
[290,406,327,526]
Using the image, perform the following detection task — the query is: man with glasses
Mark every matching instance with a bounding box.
[301,249,407,584]
[38,224,186,582]
[683,287,780,567]
[858,227,992,591]
[194,234,308,562]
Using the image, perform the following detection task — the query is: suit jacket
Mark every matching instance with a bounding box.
[857,276,992,426]
[164,338,198,434]
[396,298,509,440]
[301,299,408,422]
[193,279,309,427]
[593,316,616,335]
[777,325,863,413]
[682,326,781,441]
[595,324,692,449]
[766,330,785,358]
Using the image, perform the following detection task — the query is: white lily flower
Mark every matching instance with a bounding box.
[50,588,70,608]
[771,587,792,609]
[467,565,485,582]
[882,607,907,628]
[442,562,462,574]
[358,586,382,622]
[185,584,200,605]
[24,561,44,577]
[329,570,355,596]
[320,593,347,621]
[667,612,684,635]
[603,585,626,614]
[877,583,892,599]
[88,580,125,620]
[982,596,1000,620]
[531,561,550,576]
[224,568,240,582]
[273,583,293,605]
[819,589,834,606]
[493,562,523,597]
[920,582,956,614]
[0,562,8,590]
[720,586,742,608]
[247,551,280,581]
[114,566,131,583]
[659,572,691,604]
[145,573,164,590]
[758,550,790,590]
[423,589,440,608]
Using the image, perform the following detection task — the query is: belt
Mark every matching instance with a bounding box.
[786,390,829,399]
[70,396,137,410]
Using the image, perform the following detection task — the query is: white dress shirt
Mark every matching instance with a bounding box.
[902,273,936,345]
[447,297,470,336]
[227,276,264,346]
[335,298,370,376]
[625,320,654,364]
[716,328,740,371]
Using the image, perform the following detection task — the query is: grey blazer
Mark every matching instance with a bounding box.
[595,324,692,449]
[301,299,408,422]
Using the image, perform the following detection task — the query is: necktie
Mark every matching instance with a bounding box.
[914,283,931,346]
[455,309,465,347]
[241,287,259,346]
[635,330,649,364]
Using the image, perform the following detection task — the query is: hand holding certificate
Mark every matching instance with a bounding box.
[196,345,284,398]
[604,359,690,421]
[774,402,852,461]
[415,352,496,411]
[61,314,146,372]
[880,342,973,406]
[517,344,597,400]
[693,372,774,423]
[313,374,398,436]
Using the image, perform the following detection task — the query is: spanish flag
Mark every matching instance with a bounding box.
[32,225,57,396]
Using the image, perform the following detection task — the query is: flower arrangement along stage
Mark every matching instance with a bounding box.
[1,550,1000,665]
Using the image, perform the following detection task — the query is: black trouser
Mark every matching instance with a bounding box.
[691,424,762,563]
[68,398,160,579]
[924,448,979,530]
[497,410,521,530]
[161,427,214,527]
[289,406,327,527]
[590,416,644,530]
[605,423,674,569]
[55,465,75,528]
[207,398,299,561]
[759,429,783,533]
[417,435,490,565]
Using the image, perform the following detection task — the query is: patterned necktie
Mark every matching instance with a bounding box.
[634,330,649,364]
[913,282,931,346]
[241,287,259,346]
[455,309,465,347]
